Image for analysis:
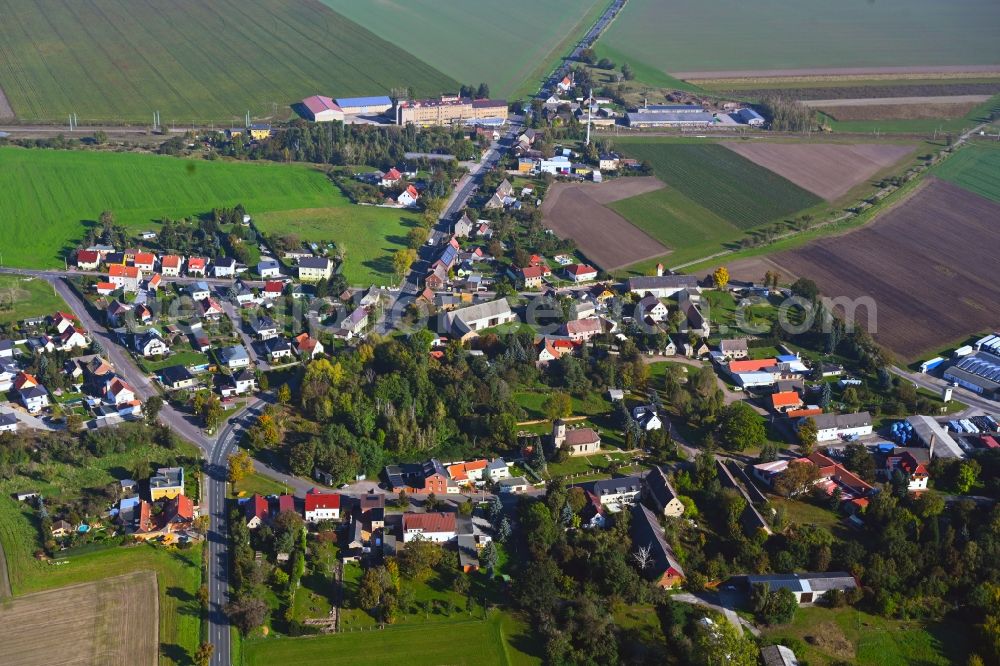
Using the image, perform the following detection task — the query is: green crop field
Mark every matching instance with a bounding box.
[614,140,822,230]
[0,0,457,123]
[254,206,417,287]
[321,0,608,99]
[243,611,541,666]
[608,186,744,267]
[596,0,1000,79]
[933,144,1000,202]
[0,148,406,283]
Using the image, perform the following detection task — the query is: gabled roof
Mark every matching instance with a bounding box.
[566,264,597,276]
[133,252,156,265]
[304,489,340,512]
[246,494,270,522]
[729,358,778,373]
[644,465,679,509]
[302,95,342,114]
[632,503,684,580]
[771,391,803,409]
[108,264,140,278]
[384,167,402,180]
[76,250,99,263]
[592,475,642,498]
[403,511,456,533]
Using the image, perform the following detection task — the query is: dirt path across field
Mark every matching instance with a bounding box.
[674,65,1000,80]
[0,85,14,121]
[803,94,992,107]
[541,177,670,271]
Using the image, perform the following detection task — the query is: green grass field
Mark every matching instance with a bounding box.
[244,611,540,666]
[321,0,608,100]
[0,275,69,324]
[0,0,457,123]
[614,140,822,230]
[608,185,743,267]
[816,94,1000,135]
[933,143,1000,202]
[764,605,971,665]
[0,148,405,282]
[597,0,1000,77]
[254,205,417,286]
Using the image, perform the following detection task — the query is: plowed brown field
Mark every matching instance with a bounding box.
[773,178,1000,360]
[0,570,158,665]
[541,177,670,270]
[722,143,915,201]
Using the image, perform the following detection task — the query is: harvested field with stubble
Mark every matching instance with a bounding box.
[721,143,915,201]
[818,102,982,121]
[0,570,158,666]
[772,178,1000,360]
[541,178,669,270]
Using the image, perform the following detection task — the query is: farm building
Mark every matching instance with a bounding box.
[626,274,700,298]
[906,415,964,459]
[943,350,1000,399]
[335,96,393,115]
[741,572,857,604]
[626,111,716,128]
[806,412,872,442]
[300,95,344,122]
[440,298,516,338]
[732,108,765,126]
[631,503,684,588]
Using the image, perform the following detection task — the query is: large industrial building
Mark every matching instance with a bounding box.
[944,349,1000,399]
[395,95,508,126]
[336,95,393,115]
[300,95,344,122]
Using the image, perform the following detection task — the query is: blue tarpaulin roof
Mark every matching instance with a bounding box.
[335,96,392,108]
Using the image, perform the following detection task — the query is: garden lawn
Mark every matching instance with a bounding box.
[244,610,540,666]
[321,0,608,100]
[764,604,971,666]
[233,471,292,498]
[0,147,344,268]
[138,350,210,373]
[608,186,743,267]
[614,140,823,230]
[254,206,420,287]
[0,0,456,122]
[0,275,69,324]
[933,143,1000,202]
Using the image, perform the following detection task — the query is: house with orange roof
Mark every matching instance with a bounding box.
[108,264,143,292]
[381,168,403,187]
[397,184,420,207]
[51,311,78,334]
[770,391,804,413]
[293,332,324,359]
[186,257,207,276]
[133,252,156,272]
[446,459,488,486]
[105,376,136,405]
[14,372,38,390]
[95,282,117,295]
[160,255,183,277]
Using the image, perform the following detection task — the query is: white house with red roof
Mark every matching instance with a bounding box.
[76,250,100,270]
[160,255,183,277]
[402,511,457,543]
[262,281,285,299]
[133,252,156,272]
[108,264,143,292]
[57,327,89,351]
[95,282,117,296]
[565,264,597,283]
[397,184,420,207]
[51,311,78,334]
[105,376,136,405]
[186,257,207,276]
[381,168,403,188]
[304,489,341,523]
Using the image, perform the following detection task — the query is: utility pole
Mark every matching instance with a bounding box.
[585,88,593,146]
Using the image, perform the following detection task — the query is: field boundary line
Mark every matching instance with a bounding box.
[0,535,11,599]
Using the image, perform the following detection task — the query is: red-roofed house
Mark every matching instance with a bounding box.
[402,512,456,543]
[885,451,930,491]
[294,332,324,359]
[245,494,270,529]
[164,494,195,531]
[76,250,100,270]
[787,407,824,419]
[14,372,38,390]
[105,377,136,405]
[808,451,873,499]
[52,311,78,334]
[446,459,488,486]
[304,489,341,523]
[513,264,551,289]
[771,391,804,413]
[381,168,402,187]
[276,494,295,515]
[398,184,420,207]
[565,264,598,283]
[58,327,89,351]
[95,281,117,296]
[160,255,183,277]
[186,257,207,276]
[263,281,285,299]
[108,264,143,292]
[133,252,156,272]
